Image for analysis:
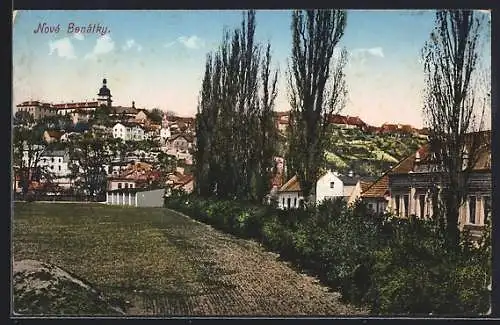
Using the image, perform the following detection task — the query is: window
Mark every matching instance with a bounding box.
[118,183,122,189]
[395,195,401,216]
[58,166,61,171]
[282,197,285,207]
[125,183,129,189]
[59,158,62,163]
[368,203,373,211]
[330,182,335,189]
[483,196,491,224]
[294,198,297,207]
[419,195,426,219]
[287,198,291,209]
[469,196,477,224]
[403,195,409,217]
[51,158,54,163]
[130,183,134,188]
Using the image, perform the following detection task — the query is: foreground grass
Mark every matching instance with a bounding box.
[12,202,365,316]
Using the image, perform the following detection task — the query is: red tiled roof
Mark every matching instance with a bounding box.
[346,116,367,127]
[279,175,301,193]
[361,175,390,198]
[329,114,347,124]
[390,130,491,175]
[360,180,373,193]
[329,114,366,127]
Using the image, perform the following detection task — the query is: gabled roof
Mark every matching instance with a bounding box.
[361,174,390,199]
[360,180,374,193]
[279,175,301,193]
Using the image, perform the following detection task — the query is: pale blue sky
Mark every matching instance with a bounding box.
[12,10,491,128]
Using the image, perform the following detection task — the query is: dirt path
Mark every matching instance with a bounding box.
[129,209,366,316]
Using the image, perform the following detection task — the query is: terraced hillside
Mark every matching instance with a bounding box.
[12,203,366,316]
[325,126,427,176]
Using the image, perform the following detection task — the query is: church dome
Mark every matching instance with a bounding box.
[98,78,112,97]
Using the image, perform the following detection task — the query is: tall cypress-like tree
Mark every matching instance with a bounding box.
[421,10,489,247]
[287,10,348,202]
[194,10,278,202]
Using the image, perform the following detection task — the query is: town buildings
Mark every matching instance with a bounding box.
[276,170,373,209]
[13,77,198,199]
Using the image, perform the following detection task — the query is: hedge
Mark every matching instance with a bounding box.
[165,193,491,315]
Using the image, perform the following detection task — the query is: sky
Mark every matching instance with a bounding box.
[12,10,491,128]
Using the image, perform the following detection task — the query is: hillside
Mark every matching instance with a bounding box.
[277,125,428,178]
[325,126,427,177]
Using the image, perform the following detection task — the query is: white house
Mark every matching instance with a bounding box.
[277,171,357,209]
[315,170,345,203]
[277,180,303,209]
[32,149,72,189]
[112,122,145,141]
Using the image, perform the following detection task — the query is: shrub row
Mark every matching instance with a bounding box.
[165,193,491,315]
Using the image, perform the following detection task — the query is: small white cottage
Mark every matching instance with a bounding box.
[276,170,347,209]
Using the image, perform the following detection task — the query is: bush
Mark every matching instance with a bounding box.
[167,195,491,315]
[365,216,490,315]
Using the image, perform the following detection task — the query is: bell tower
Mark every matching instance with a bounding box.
[97,78,113,107]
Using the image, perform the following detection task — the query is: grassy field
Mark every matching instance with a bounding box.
[12,202,366,316]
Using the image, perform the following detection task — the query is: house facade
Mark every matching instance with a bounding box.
[112,122,145,141]
[37,150,72,189]
[169,134,192,152]
[315,171,345,203]
[277,176,303,209]
[386,131,491,237]
[15,101,57,121]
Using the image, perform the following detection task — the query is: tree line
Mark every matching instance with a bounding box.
[193,9,489,249]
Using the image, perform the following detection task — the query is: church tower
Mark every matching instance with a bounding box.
[161,113,169,129]
[97,78,113,107]
[160,113,171,143]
